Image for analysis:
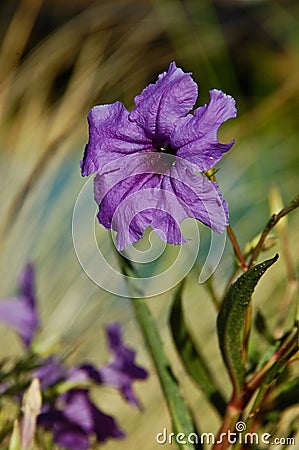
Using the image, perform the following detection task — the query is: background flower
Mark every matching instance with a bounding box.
[38,389,125,450]
[0,264,39,347]
[97,323,148,407]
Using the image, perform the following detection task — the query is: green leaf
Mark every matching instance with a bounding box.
[217,254,279,397]
[120,257,197,450]
[133,298,198,450]
[170,283,226,416]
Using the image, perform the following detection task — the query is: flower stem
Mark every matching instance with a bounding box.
[226,225,247,272]
[212,395,242,450]
[248,194,299,268]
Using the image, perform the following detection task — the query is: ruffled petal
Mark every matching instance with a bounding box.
[93,152,165,249]
[95,167,187,250]
[168,160,229,232]
[93,152,227,249]
[172,89,237,170]
[81,101,152,176]
[129,62,198,144]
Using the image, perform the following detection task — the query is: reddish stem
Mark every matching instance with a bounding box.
[226,226,248,273]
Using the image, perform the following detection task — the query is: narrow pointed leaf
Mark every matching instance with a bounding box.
[170,283,226,416]
[120,258,197,450]
[217,254,279,396]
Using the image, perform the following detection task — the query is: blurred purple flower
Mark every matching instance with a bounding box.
[69,323,148,406]
[38,389,125,450]
[34,356,66,390]
[98,323,148,406]
[81,62,237,250]
[0,263,39,347]
[0,264,148,449]
[36,323,147,449]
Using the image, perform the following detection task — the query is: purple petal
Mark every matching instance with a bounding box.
[164,160,229,232]
[68,363,102,384]
[172,89,237,170]
[130,62,198,144]
[63,389,125,442]
[18,263,35,307]
[34,357,66,389]
[99,323,148,407]
[38,389,125,448]
[93,152,189,250]
[88,398,125,443]
[93,152,227,250]
[0,264,39,347]
[38,410,90,450]
[95,171,161,229]
[81,101,152,176]
[54,423,89,450]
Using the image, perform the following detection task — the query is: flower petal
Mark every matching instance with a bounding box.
[168,160,229,232]
[172,89,237,170]
[18,263,35,306]
[0,264,39,347]
[34,357,66,389]
[93,152,227,249]
[38,389,125,449]
[81,101,152,176]
[38,410,90,450]
[129,62,198,144]
[98,323,148,407]
[93,152,188,250]
[63,390,125,442]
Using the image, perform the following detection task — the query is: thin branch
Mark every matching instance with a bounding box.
[248,195,299,269]
[226,225,248,272]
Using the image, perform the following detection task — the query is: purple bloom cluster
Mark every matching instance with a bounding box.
[38,389,125,450]
[0,265,148,449]
[37,323,147,448]
[81,62,236,250]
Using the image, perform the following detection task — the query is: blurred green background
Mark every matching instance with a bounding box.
[0,0,298,448]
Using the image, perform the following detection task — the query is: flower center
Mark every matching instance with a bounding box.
[159,144,177,156]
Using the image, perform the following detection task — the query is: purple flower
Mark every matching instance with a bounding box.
[98,323,148,406]
[38,389,125,450]
[70,323,148,407]
[81,62,236,250]
[34,356,66,389]
[0,263,39,347]
[35,323,147,449]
